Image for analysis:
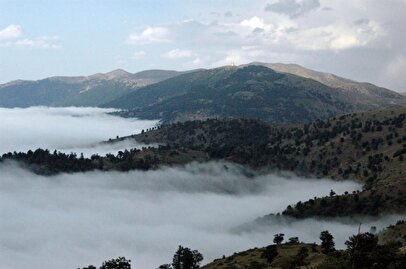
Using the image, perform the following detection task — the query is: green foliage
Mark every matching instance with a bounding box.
[79,257,131,269]
[100,257,131,269]
[172,246,203,269]
[287,237,299,244]
[273,234,285,245]
[320,231,335,254]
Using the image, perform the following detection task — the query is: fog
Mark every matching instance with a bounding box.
[1,161,401,269]
[0,107,158,156]
[0,106,403,269]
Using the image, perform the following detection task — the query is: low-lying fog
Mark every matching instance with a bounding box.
[0,106,403,269]
[0,107,158,156]
[0,161,401,269]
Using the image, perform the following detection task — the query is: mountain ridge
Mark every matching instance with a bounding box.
[106,64,406,123]
[1,63,405,124]
[0,69,183,107]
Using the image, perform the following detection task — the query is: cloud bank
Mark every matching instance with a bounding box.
[1,161,400,269]
[0,107,158,156]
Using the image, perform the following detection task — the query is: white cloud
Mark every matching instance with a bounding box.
[0,24,22,40]
[128,26,170,44]
[192,57,203,65]
[0,25,60,49]
[289,20,383,50]
[162,48,196,59]
[132,50,146,60]
[4,36,61,49]
[240,16,269,30]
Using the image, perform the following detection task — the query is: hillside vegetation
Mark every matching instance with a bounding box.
[132,107,406,217]
[2,107,406,217]
[106,65,406,123]
[202,231,406,269]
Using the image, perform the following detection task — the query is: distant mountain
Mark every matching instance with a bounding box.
[249,62,403,106]
[105,65,406,123]
[0,69,182,107]
[2,63,405,121]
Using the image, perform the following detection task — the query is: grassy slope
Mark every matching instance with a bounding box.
[379,220,406,246]
[202,244,327,269]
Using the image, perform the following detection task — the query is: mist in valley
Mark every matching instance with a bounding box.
[0,107,158,156]
[0,107,403,269]
[1,161,402,269]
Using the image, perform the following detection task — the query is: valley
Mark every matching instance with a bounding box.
[0,65,405,269]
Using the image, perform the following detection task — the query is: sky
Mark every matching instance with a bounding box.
[0,0,405,92]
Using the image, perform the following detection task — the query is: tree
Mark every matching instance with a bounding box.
[288,237,299,244]
[99,257,131,269]
[320,231,335,253]
[273,233,284,245]
[345,232,378,269]
[172,246,203,269]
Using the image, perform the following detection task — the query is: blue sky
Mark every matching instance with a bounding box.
[1,0,406,92]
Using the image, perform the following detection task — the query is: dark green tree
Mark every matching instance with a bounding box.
[345,232,378,269]
[172,246,203,269]
[320,230,335,253]
[288,237,299,244]
[99,257,131,269]
[273,233,284,245]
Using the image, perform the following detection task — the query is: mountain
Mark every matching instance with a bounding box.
[106,65,406,123]
[0,69,182,107]
[250,62,403,103]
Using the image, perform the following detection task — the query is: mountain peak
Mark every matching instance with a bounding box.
[103,69,131,80]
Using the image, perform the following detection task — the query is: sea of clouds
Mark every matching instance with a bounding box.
[0,107,158,156]
[0,107,403,269]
